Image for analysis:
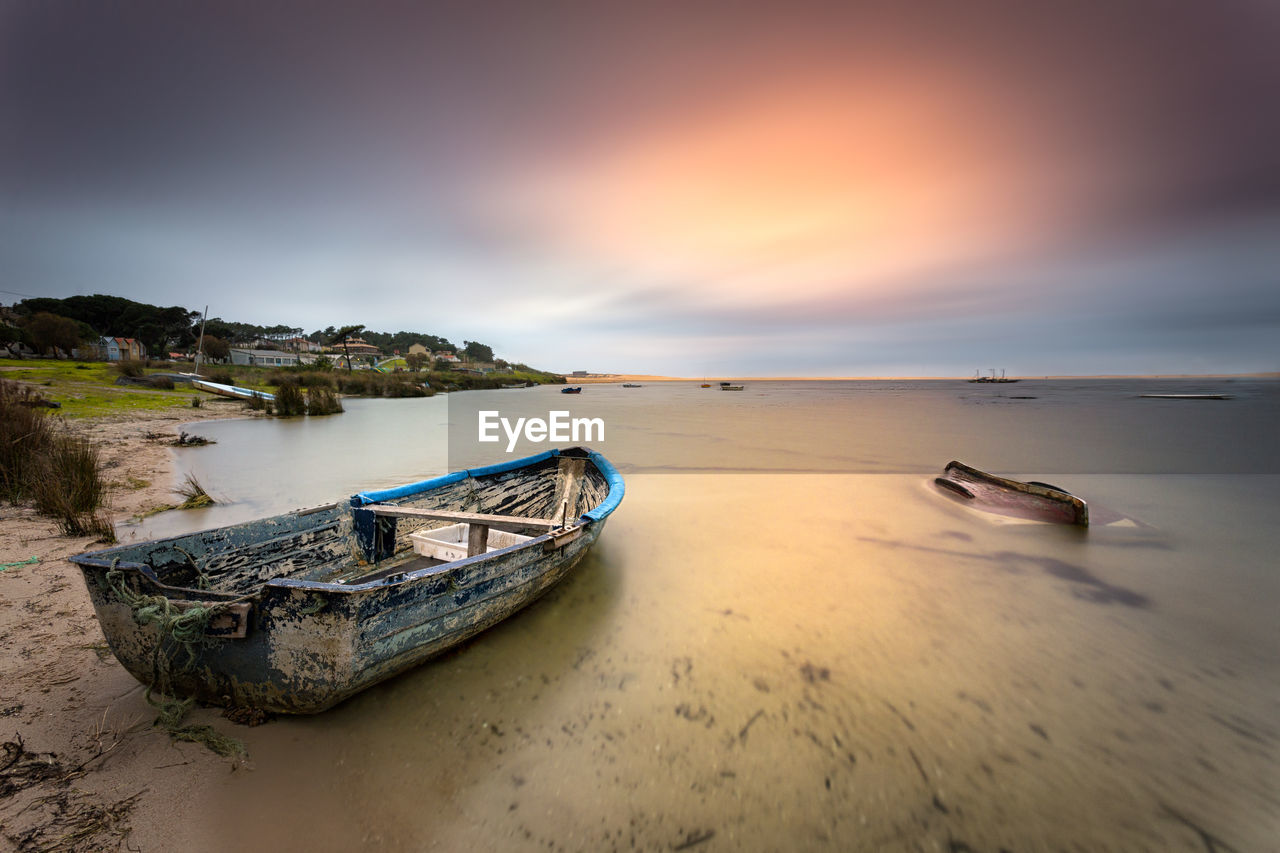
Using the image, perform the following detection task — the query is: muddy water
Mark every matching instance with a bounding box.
[147,381,1276,850]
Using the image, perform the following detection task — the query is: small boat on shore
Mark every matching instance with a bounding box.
[70,447,624,714]
[700,384,711,388]
[621,383,642,388]
[560,386,582,394]
[190,378,275,402]
[933,460,1088,526]
[719,385,744,391]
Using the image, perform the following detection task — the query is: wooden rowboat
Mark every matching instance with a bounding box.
[70,447,624,714]
[933,460,1088,526]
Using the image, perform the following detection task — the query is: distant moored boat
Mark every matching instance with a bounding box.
[968,369,1019,383]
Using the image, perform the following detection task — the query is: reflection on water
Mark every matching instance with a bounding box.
[141,381,1276,850]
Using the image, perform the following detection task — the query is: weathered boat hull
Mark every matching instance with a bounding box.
[72,448,623,713]
[933,460,1088,526]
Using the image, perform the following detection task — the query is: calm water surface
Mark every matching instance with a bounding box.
[139,380,1277,851]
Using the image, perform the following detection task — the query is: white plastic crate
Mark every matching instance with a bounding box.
[408,523,532,562]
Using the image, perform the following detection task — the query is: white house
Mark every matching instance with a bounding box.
[229,348,300,368]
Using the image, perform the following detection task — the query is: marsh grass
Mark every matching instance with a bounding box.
[273,382,306,416]
[0,380,53,503]
[267,370,334,389]
[306,386,343,415]
[177,473,214,509]
[32,437,114,540]
[1,379,114,539]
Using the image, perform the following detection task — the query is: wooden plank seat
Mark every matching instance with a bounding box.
[367,506,561,532]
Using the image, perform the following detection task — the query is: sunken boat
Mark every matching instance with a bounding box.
[70,447,624,714]
[933,460,1088,526]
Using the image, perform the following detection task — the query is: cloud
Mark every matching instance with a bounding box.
[2,1,1278,374]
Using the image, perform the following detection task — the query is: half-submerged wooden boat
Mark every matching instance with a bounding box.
[719,385,744,391]
[933,460,1088,526]
[70,447,624,714]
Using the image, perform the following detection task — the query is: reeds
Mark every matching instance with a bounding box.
[0,379,113,540]
[0,381,52,502]
[273,382,306,416]
[306,386,343,415]
[177,473,214,509]
[266,370,334,389]
[115,359,145,377]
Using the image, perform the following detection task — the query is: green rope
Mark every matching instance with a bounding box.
[0,556,39,571]
[105,566,247,758]
[105,568,223,667]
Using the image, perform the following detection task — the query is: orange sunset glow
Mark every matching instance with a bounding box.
[5,1,1278,374]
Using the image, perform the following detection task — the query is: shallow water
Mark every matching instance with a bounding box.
[138,380,1277,850]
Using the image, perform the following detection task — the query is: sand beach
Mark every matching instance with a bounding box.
[0,405,247,851]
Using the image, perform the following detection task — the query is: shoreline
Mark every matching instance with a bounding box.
[561,372,1279,383]
[0,403,251,850]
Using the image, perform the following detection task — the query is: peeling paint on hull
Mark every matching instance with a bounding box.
[71,447,623,714]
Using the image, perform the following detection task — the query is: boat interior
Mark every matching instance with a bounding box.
[83,452,610,596]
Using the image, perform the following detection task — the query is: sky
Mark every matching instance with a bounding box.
[2,0,1279,376]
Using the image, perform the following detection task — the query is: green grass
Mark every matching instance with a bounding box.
[0,358,197,418]
[0,357,563,417]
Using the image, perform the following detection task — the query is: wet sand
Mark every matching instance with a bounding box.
[173,473,1278,851]
[3,383,1277,851]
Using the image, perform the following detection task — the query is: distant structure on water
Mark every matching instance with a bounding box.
[968,369,1020,383]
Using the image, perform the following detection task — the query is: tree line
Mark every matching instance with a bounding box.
[3,294,500,366]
